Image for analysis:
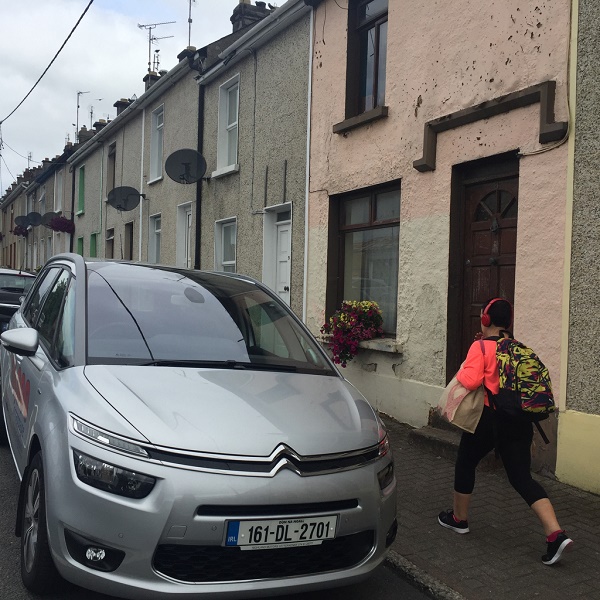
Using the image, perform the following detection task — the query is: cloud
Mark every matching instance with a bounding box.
[0,0,240,194]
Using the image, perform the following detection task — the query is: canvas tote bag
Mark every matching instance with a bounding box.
[437,340,486,434]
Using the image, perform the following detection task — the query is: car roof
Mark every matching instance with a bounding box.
[0,267,36,277]
[47,254,262,289]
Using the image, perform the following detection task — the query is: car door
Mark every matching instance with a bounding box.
[4,268,70,472]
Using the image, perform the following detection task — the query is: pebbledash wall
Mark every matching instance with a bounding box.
[556,0,600,495]
[306,0,571,437]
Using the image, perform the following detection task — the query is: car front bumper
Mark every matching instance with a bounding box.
[44,430,397,599]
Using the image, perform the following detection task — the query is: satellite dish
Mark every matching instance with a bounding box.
[27,212,42,227]
[41,212,59,227]
[165,149,207,184]
[107,186,142,211]
[14,215,30,227]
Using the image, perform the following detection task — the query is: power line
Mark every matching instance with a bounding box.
[1,140,41,164]
[0,0,95,125]
[1,153,16,183]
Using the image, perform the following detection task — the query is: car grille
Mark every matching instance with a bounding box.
[153,531,374,582]
[147,443,380,477]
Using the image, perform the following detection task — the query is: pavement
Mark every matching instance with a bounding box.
[381,415,600,600]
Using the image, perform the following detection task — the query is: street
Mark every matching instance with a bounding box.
[0,445,427,600]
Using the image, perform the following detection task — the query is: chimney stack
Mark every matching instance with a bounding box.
[93,119,108,132]
[231,0,272,33]
[77,126,94,144]
[143,72,161,91]
[113,98,133,115]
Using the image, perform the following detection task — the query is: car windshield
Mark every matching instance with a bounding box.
[0,273,34,293]
[86,264,334,375]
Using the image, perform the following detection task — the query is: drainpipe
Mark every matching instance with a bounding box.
[139,108,146,261]
[194,84,204,269]
[69,167,76,252]
[97,144,104,253]
[302,6,315,323]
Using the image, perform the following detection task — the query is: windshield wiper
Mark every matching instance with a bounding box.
[141,359,297,372]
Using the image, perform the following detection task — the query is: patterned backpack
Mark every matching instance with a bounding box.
[493,338,556,441]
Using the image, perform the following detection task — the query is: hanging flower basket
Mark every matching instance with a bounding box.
[320,300,384,367]
[12,225,29,237]
[48,215,75,234]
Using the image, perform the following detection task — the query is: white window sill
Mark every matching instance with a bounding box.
[211,164,239,179]
[147,176,163,185]
[318,335,403,355]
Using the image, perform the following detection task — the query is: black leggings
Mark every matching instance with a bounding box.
[454,405,548,506]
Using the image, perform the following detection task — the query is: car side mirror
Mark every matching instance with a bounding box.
[0,327,39,357]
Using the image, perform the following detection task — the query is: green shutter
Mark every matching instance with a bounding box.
[90,233,97,257]
[77,237,84,256]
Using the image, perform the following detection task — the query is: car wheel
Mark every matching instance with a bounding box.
[20,452,63,594]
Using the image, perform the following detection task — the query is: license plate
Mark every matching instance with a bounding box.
[225,515,338,550]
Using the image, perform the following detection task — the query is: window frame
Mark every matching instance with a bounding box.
[54,169,63,213]
[77,165,85,214]
[213,74,240,177]
[149,105,164,182]
[214,217,237,273]
[149,214,161,264]
[326,180,400,336]
[107,142,117,195]
[106,228,115,259]
[344,0,388,120]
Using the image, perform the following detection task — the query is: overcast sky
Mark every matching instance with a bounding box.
[0,0,248,196]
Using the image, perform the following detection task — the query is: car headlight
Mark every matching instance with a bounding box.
[73,450,156,499]
[71,416,149,457]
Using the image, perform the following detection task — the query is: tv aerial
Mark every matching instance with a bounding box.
[165,149,207,185]
[107,187,144,212]
[137,21,175,74]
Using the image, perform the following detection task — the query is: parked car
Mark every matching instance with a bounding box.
[0,254,397,599]
[0,267,36,332]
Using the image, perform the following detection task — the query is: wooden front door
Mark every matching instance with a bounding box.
[447,153,519,378]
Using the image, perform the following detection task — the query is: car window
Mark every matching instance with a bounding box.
[37,270,71,351]
[23,267,61,327]
[55,278,76,368]
[0,273,34,293]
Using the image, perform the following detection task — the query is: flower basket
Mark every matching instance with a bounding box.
[48,216,75,234]
[12,225,29,237]
[320,300,384,367]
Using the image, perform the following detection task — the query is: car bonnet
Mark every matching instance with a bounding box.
[83,366,380,457]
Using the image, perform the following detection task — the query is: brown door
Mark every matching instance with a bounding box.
[447,153,519,378]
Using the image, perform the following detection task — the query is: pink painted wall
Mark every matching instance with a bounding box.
[307,0,571,424]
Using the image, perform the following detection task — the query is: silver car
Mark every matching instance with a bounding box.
[0,254,397,599]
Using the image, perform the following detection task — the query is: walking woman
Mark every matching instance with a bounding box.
[438,298,573,565]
